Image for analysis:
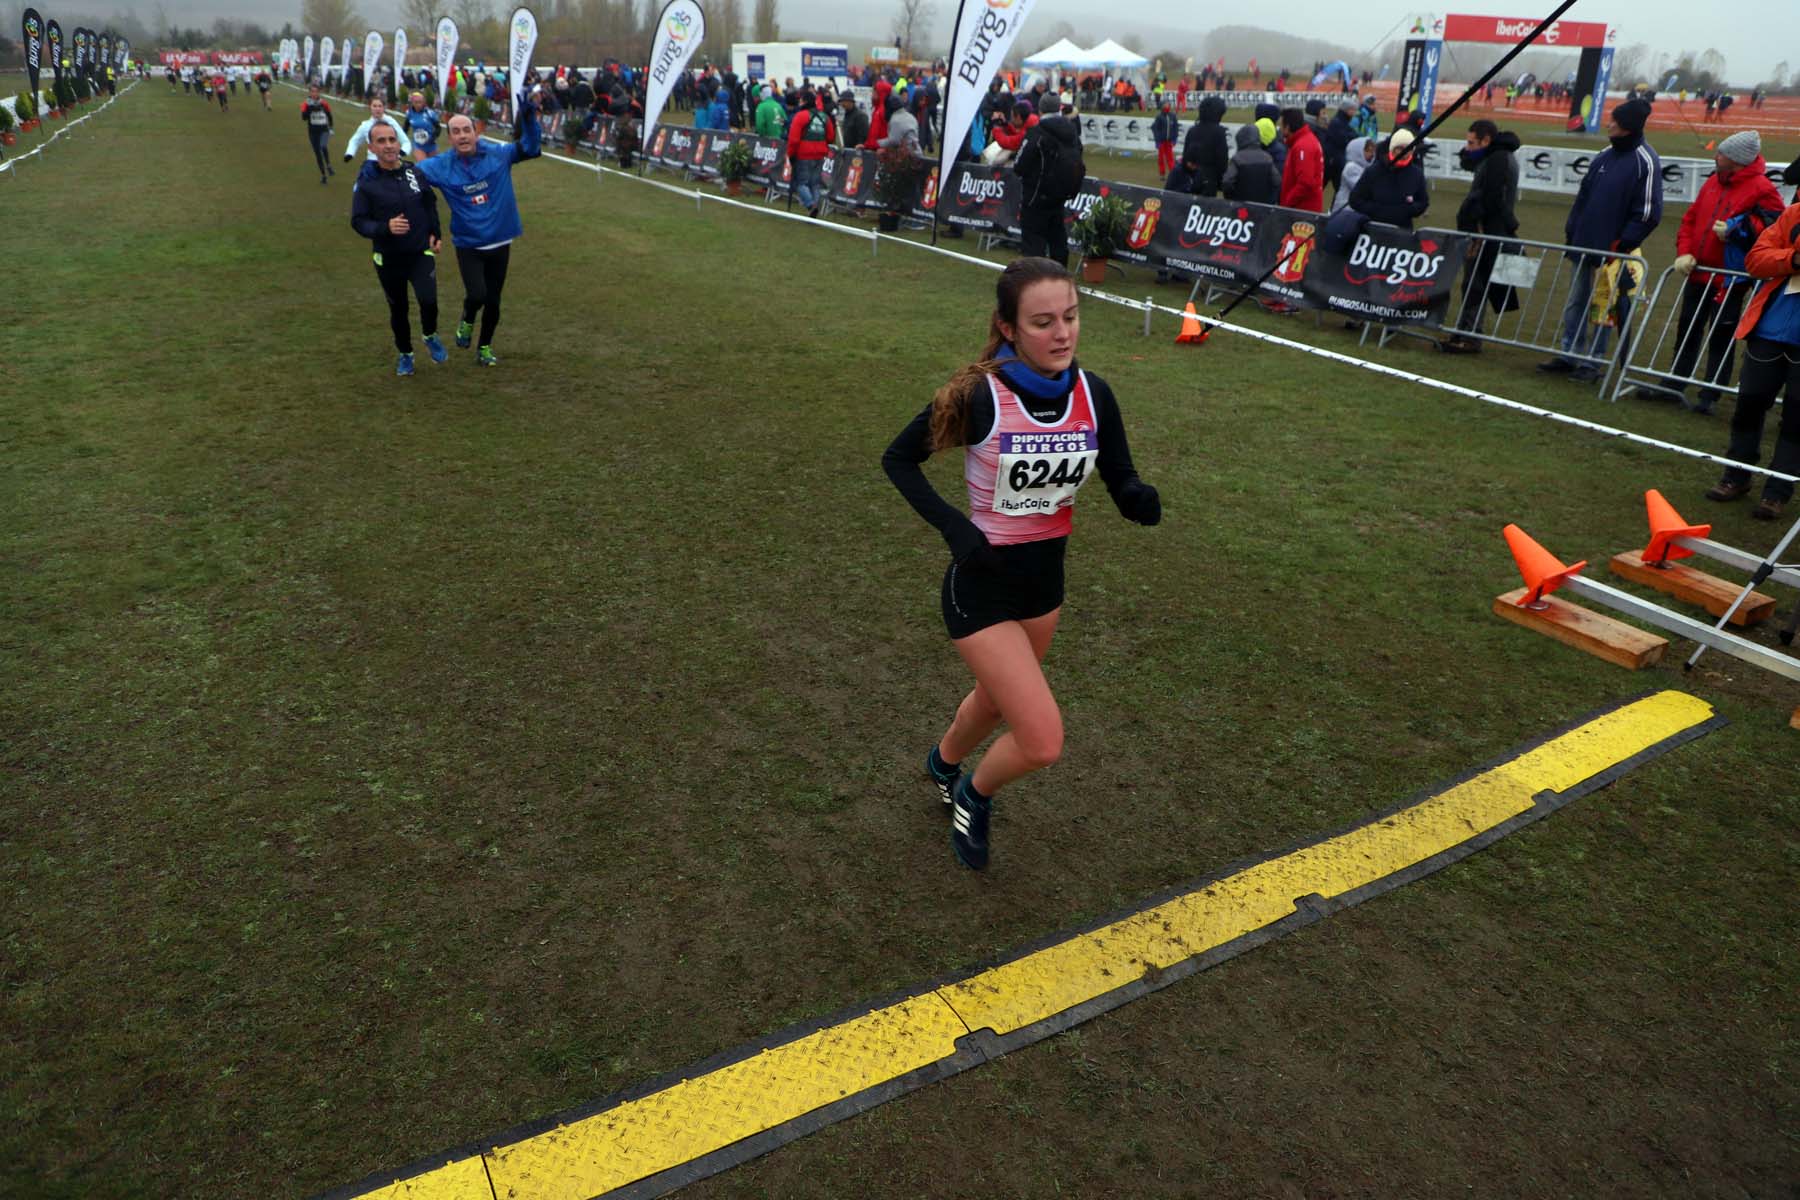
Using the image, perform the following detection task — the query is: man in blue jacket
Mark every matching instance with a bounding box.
[1539,98,1663,381]
[415,97,541,366]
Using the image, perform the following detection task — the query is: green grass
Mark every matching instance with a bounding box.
[3,87,1797,1200]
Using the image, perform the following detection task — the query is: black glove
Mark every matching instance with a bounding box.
[1118,480,1161,526]
[945,520,1005,572]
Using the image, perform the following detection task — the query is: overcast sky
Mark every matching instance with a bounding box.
[776,0,1780,83]
[26,0,1782,84]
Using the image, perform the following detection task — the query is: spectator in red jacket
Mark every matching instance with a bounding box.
[786,88,835,217]
[864,77,892,149]
[1278,107,1324,211]
[1668,129,1787,414]
[985,100,1032,163]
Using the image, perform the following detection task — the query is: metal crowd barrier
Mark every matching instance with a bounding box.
[1606,263,1763,408]
[1403,231,1646,387]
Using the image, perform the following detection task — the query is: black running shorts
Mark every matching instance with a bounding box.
[940,536,1067,640]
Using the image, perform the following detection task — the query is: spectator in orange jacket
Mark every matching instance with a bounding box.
[1705,199,1800,519]
[1278,107,1324,211]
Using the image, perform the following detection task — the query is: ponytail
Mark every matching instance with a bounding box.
[929,315,1006,451]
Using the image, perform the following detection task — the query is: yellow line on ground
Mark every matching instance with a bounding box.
[334,690,1715,1200]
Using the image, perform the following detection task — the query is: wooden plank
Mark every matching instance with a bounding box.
[1791,706,1799,732]
[1608,551,1778,627]
[1493,588,1668,670]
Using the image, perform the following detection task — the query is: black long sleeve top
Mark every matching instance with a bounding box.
[882,366,1147,558]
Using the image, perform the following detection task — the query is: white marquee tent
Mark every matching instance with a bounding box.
[1021,37,1100,69]
[1084,38,1149,69]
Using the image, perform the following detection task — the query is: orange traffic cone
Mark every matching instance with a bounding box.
[1642,489,1711,564]
[1503,523,1588,607]
[1175,302,1207,344]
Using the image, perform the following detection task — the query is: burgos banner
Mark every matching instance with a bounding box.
[937,0,1040,220]
[644,0,705,147]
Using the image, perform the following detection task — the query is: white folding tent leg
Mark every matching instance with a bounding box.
[1558,576,1800,683]
[1680,511,1800,670]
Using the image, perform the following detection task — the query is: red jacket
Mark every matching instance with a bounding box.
[786,105,835,161]
[1734,202,1800,341]
[1280,124,1324,212]
[1677,155,1785,287]
[990,119,1027,152]
[864,79,892,149]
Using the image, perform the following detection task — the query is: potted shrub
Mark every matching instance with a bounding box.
[16,91,35,130]
[471,94,491,135]
[1070,193,1133,283]
[560,116,585,152]
[73,74,90,103]
[718,138,754,196]
[873,146,927,232]
[0,104,14,146]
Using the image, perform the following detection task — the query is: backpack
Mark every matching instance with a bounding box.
[1022,126,1085,205]
[803,107,828,143]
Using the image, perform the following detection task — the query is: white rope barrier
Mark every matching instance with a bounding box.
[285,83,1798,487]
[0,79,137,175]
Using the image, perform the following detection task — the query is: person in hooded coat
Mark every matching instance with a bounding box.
[1443,120,1522,352]
[1222,123,1278,204]
[1181,95,1229,197]
[1322,99,1356,189]
[1255,101,1287,176]
[1332,136,1375,212]
[1348,128,1428,228]
[864,77,893,149]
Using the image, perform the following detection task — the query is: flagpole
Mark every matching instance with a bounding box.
[931,0,968,248]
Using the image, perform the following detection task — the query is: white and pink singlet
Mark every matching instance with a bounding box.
[964,371,1101,546]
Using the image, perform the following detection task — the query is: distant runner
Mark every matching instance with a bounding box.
[413,98,542,366]
[256,69,272,111]
[344,96,409,163]
[301,84,335,184]
[351,122,448,376]
[402,92,441,161]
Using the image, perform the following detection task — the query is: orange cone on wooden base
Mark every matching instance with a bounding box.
[1175,303,1208,344]
[1504,523,1588,608]
[1642,489,1711,565]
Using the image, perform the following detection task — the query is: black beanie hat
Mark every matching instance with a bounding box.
[1611,97,1651,135]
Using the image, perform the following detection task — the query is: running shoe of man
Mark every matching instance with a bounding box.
[396,352,415,377]
[477,346,499,367]
[950,777,990,871]
[423,334,448,364]
[454,320,473,349]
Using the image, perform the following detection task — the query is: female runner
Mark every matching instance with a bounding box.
[882,257,1162,870]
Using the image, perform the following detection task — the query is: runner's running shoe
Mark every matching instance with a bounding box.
[423,334,448,364]
[477,346,499,367]
[454,320,473,349]
[950,777,990,871]
[396,353,414,377]
[926,747,960,809]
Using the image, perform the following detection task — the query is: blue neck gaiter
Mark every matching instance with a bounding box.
[994,343,1071,400]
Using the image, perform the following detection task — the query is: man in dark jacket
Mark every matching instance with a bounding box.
[1443,120,1521,352]
[350,122,444,376]
[1322,99,1356,191]
[1348,128,1429,227]
[1222,123,1278,204]
[1540,98,1664,380]
[838,93,869,150]
[1015,93,1084,266]
[1181,95,1229,196]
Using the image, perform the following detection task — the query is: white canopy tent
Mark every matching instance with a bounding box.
[1021,37,1101,69]
[1084,38,1149,69]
